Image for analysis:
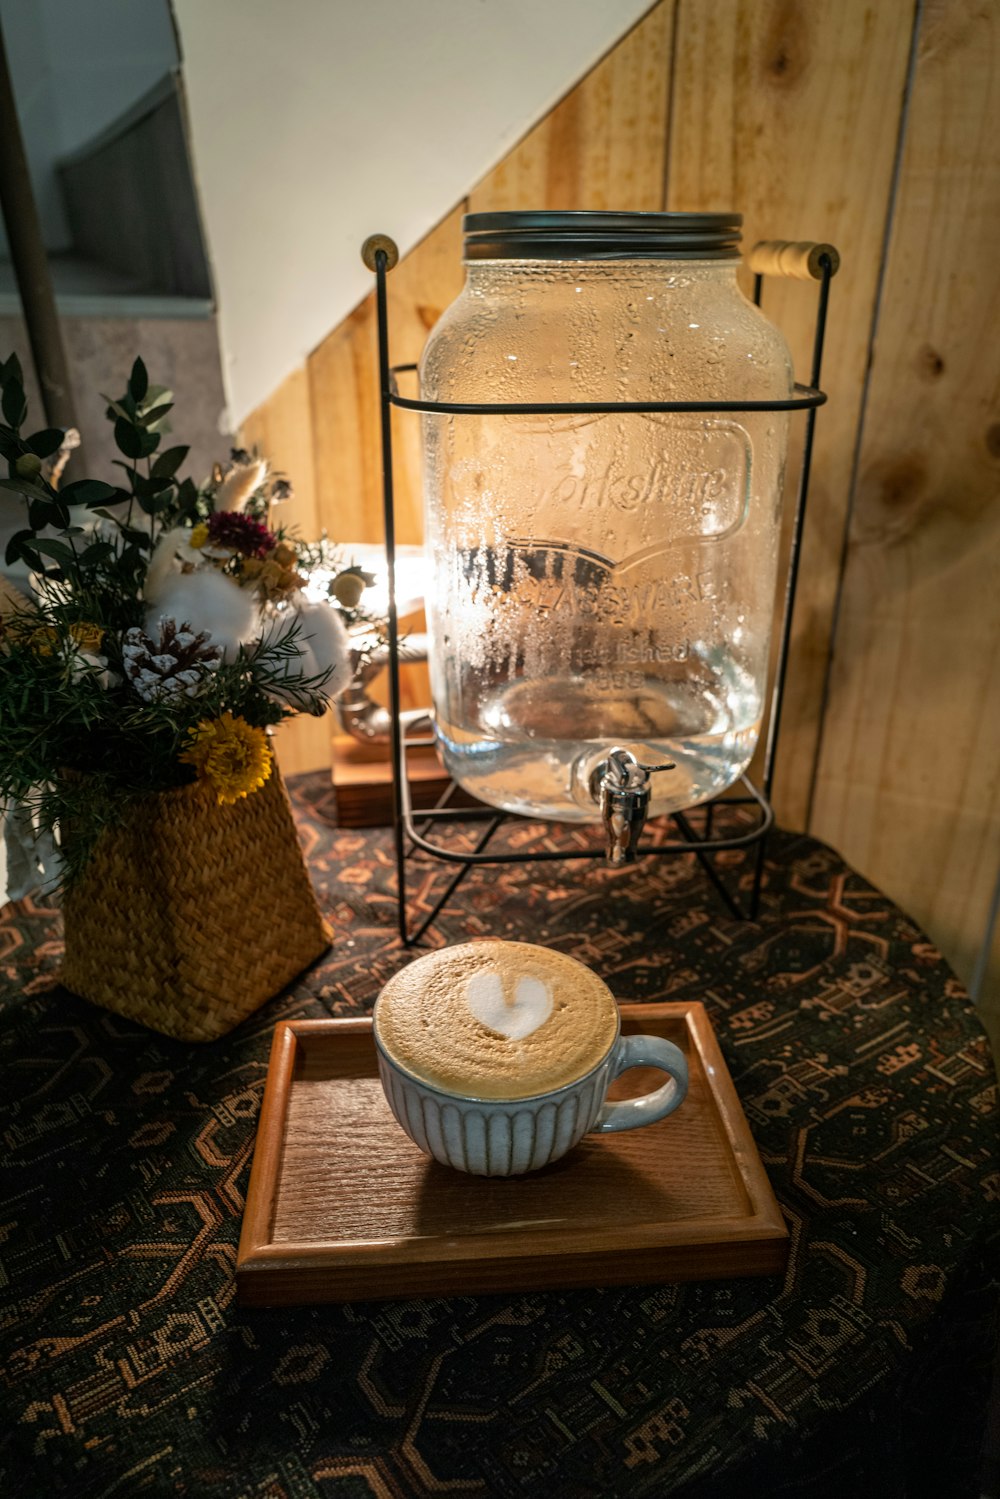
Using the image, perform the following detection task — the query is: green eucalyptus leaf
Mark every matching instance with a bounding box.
[129,357,148,403]
[1,353,23,386]
[101,394,133,424]
[114,419,145,460]
[59,479,119,508]
[0,473,49,503]
[151,444,189,479]
[25,428,64,459]
[29,538,75,564]
[132,473,157,499]
[140,402,173,429]
[90,507,127,524]
[135,484,172,514]
[28,498,54,531]
[4,527,36,565]
[2,378,28,429]
[79,541,115,568]
[174,477,200,515]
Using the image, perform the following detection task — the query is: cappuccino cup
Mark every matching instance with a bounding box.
[372,940,688,1177]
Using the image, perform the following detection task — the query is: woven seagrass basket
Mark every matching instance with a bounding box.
[59,767,331,1042]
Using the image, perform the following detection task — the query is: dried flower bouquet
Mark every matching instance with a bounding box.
[0,352,360,899]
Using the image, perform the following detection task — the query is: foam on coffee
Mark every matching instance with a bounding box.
[373,940,619,1100]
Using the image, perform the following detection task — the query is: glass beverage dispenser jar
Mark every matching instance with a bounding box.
[419,212,793,834]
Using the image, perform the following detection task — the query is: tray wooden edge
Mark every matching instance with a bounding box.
[236,1004,788,1306]
[236,1234,789,1306]
[237,1018,373,1268]
[680,1001,787,1245]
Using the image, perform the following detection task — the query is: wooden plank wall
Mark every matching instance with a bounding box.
[666,0,916,827]
[810,0,1000,1024]
[242,0,1000,1017]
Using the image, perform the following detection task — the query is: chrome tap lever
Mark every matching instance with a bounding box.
[590,748,675,866]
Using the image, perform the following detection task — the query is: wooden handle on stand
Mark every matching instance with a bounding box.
[748,240,840,280]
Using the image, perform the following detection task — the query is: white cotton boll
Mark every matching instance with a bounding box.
[144,528,201,604]
[264,597,352,711]
[70,651,112,690]
[292,599,353,698]
[148,570,258,660]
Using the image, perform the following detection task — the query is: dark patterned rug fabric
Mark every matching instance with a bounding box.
[1,774,998,1499]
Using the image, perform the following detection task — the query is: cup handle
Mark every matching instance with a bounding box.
[590,1034,688,1134]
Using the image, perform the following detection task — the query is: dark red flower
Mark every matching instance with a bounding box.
[206,509,276,559]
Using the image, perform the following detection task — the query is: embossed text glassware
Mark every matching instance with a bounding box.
[419,212,793,823]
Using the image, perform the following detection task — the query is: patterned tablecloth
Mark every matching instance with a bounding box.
[1,773,998,1499]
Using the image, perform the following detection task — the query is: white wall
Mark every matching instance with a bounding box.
[172,0,653,427]
[0,0,179,254]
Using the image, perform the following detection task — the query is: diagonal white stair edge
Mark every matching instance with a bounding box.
[172,0,655,426]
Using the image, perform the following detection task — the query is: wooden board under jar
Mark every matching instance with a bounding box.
[237,1003,788,1306]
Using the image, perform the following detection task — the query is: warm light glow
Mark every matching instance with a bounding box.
[303,542,430,620]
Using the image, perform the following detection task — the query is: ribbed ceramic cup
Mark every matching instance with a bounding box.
[373,1014,688,1178]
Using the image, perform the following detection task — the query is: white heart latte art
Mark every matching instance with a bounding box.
[465,969,553,1041]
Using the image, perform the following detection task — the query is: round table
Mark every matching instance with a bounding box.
[1,774,997,1497]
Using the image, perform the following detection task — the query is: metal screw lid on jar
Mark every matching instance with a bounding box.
[462,210,743,261]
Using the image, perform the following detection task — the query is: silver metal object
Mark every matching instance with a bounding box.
[337,633,433,744]
[590,748,675,867]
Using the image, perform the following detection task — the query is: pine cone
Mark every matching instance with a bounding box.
[122,618,222,702]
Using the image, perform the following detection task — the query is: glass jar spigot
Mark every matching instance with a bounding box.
[589,749,675,866]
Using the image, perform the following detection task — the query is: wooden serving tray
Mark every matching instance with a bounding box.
[237,1004,787,1306]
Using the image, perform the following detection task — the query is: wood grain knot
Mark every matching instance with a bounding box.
[763,3,808,86]
[875,455,927,509]
[916,345,946,380]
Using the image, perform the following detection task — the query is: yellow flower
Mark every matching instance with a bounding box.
[180,712,273,804]
[29,625,60,657]
[253,558,304,601]
[69,621,105,654]
[332,570,365,609]
[189,522,210,550]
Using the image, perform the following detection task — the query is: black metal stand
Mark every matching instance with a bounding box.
[363,235,838,945]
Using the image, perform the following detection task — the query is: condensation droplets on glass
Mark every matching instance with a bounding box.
[418,213,793,823]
